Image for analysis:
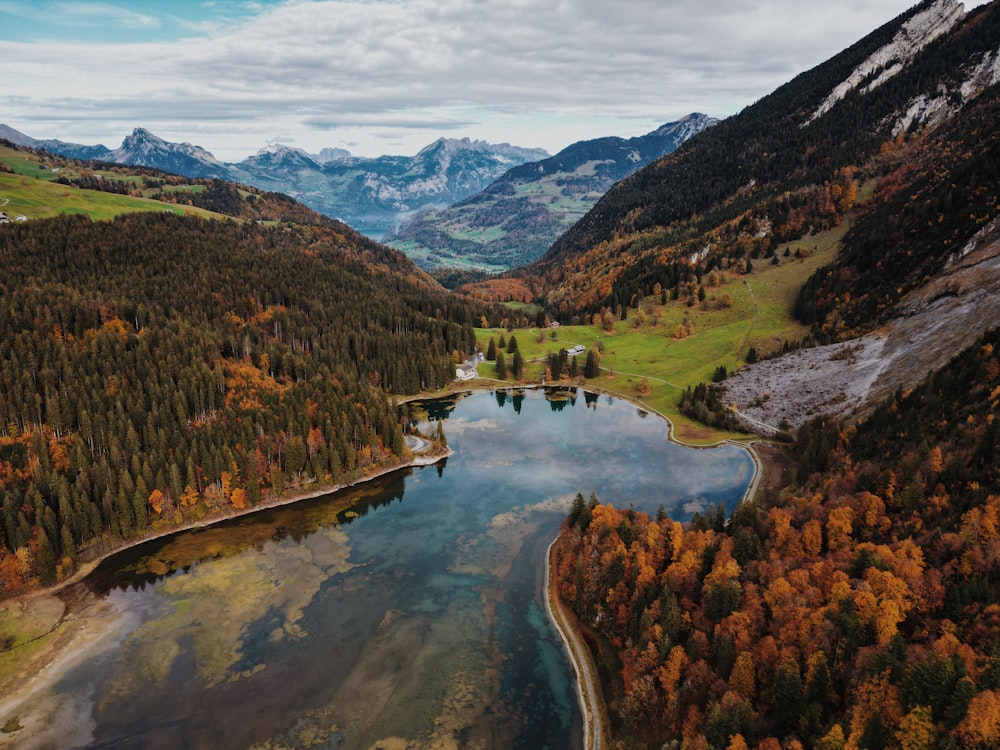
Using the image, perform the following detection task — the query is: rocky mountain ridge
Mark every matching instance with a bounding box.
[383,113,717,271]
[0,124,548,238]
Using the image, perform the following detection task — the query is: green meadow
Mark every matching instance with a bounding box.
[0,146,223,222]
[474,222,847,443]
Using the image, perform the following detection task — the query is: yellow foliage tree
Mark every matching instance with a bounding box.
[729,651,755,699]
[230,487,247,510]
[826,505,854,551]
[180,484,200,508]
[846,669,903,750]
[955,689,1000,748]
[896,705,938,750]
[148,489,165,515]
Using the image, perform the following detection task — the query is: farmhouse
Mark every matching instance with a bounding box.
[567,344,586,356]
[455,352,485,381]
[455,364,477,381]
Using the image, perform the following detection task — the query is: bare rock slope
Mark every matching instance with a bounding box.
[723,215,1000,434]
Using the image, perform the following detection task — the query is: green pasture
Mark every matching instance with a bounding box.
[0,172,221,221]
[474,221,847,443]
[2,155,59,181]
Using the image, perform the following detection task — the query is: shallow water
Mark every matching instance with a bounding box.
[29,388,754,749]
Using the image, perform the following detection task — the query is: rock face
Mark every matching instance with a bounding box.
[723,216,1000,434]
[808,0,966,122]
[0,124,549,239]
[383,114,717,271]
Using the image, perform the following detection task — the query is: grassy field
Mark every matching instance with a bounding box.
[0,172,218,222]
[0,146,223,222]
[473,222,847,443]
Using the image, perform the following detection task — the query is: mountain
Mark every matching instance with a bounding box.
[110,127,230,179]
[227,136,549,238]
[0,124,548,239]
[382,114,717,272]
[0,123,113,161]
[508,0,999,322]
[526,1,1000,746]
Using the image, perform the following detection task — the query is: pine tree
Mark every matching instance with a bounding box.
[495,351,508,379]
[512,351,525,380]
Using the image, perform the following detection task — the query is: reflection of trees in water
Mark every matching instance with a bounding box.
[85,471,411,595]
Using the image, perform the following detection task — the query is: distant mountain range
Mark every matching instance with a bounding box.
[0,124,548,238]
[382,114,717,272]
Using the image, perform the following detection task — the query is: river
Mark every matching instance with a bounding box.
[4,388,754,749]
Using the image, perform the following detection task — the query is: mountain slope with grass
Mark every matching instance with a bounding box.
[505,0,998,325]
[530,2,1000,747]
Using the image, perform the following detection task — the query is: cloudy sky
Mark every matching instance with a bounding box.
[0,0,988,160]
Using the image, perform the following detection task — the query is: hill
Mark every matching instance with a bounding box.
[0,124,548,239]
[532,0,1000,747]
[505,0,997,324]
[0,146,495,596]
[382,114,717,272]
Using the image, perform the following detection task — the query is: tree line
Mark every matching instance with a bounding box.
[0,212,492,594]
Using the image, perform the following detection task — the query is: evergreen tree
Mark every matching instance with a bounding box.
[512,351,525,380]
[495,351,508,379]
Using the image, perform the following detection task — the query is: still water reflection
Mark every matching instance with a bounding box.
[46,389,754,749]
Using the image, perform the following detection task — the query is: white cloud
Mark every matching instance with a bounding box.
[0,0,985,160]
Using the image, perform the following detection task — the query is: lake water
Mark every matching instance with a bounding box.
[27,388,754,749]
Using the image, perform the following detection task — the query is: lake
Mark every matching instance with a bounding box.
[17,388,754,749]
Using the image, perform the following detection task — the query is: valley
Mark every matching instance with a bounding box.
[1,0,999,747]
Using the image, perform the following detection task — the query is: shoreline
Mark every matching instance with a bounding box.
[529,382,768,750]
[3,382,771,748]
[14,448,452,605]
[426,381,769,750]
[545,537,609,750]
[0,448,452,729]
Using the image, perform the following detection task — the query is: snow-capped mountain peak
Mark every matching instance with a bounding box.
[111,128,227,177]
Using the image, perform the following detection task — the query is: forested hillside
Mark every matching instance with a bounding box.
[793,76,1000,340]
[540,2,1000,748]
[553,323,1000,748]
[0,211,488,593]
[498,0,999,327]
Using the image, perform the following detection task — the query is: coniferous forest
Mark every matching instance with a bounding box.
[0,211,489,591]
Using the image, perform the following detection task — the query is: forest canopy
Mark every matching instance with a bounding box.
[0,212,490,593]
